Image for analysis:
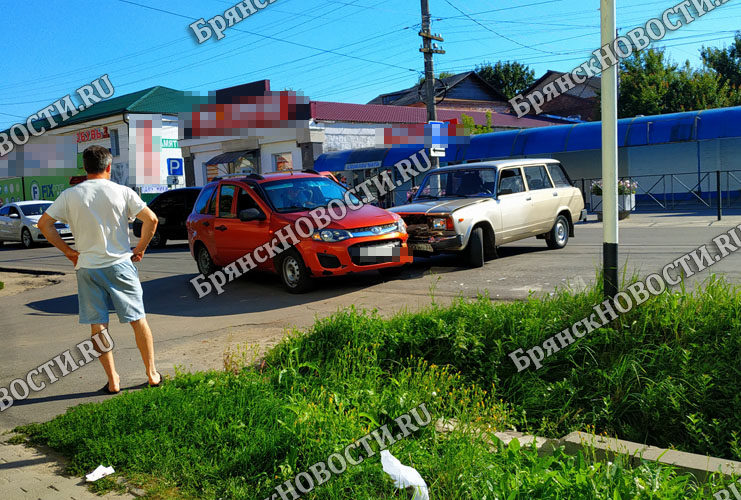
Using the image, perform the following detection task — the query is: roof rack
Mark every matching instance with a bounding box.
[212,172,264,181]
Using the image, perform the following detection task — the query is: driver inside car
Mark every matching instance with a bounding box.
[281,184,311,209]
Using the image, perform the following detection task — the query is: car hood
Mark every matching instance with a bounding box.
[278,203,397,230]
[25,215,41,223]
[389,197,489,215]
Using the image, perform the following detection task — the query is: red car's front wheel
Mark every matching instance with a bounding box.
[278,249,314,294]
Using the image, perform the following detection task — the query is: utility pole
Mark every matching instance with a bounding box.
[419,0,444,169]
[601,0,619,298]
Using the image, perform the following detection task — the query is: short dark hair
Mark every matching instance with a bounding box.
[82,145,113,174]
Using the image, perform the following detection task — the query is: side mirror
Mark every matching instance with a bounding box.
[239,208,265,222]
[9,213,19,219]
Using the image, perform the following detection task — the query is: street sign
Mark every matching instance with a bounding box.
[167,176,180,186]
[167,158,184,176]
[430,147,446,157]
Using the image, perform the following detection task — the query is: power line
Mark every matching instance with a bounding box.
[441,0,568,55]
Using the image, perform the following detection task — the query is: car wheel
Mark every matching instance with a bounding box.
[278,250,314,293]
[149,231,167,249]
[547,215,569,249]
[467,227,485,268]
[21,228,34,249]
[196,245,218,276]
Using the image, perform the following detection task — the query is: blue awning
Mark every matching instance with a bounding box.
[464,130,522,161]
[313,149,353,172]
[345,148,389,170]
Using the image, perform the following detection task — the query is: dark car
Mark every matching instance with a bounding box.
[133,187,201,248]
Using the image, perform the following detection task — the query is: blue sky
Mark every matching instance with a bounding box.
[1,0,739,129]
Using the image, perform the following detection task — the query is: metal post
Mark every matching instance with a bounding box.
[419,0,443,170]
[601,0,619,298]
[717,170,722,221]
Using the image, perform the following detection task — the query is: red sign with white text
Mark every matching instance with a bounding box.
[77,127,110,143]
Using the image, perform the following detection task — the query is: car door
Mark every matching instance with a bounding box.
[155,192,177,239]
[7,206,23,241]
[214,184,271,265]
[495,167,535,243]
[523,165,560,233]
[0,206,10,240]
[547,162,580,215]
[189,184,218,259]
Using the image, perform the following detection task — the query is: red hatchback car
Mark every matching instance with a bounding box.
[187,170,411,292]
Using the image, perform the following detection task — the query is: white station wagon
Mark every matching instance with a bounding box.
[390,159,586,267]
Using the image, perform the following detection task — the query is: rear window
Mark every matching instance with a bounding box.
[194,185,217,215]
[548,164,572,188]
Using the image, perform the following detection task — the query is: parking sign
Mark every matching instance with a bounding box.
[167,158,184,176]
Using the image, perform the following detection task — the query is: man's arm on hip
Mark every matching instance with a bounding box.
[38,213,79,266]
[132,206,158,261]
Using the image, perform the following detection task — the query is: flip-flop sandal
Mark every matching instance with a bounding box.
[148,371,163,388]
[100,384,120,395]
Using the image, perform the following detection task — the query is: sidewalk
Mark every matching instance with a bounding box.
[581,209,741,228]
[0,432,135,499]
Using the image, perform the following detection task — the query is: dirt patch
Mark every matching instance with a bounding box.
[0,271,64,297]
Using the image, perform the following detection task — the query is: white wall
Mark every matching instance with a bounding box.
[259,140,302,173]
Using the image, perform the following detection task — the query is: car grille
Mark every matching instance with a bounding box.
[348,239,402,266]
[348,223,397,238]
[399,214,427,227]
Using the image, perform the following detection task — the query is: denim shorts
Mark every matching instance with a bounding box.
[76,260,146,324]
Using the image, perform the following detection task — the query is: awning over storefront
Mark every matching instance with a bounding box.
[313,149,353,172]
[205,150,254,165]
[344,148,389,170]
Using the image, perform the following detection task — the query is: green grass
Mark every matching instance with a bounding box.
[17,276,741,499]
[0,281,4,291]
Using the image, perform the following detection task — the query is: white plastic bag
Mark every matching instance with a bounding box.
[85,465,115,482]
[380,450,429,500]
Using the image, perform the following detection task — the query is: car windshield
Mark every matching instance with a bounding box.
[414,168,497,200]
[262,177,360,213]
[18,203,52,216]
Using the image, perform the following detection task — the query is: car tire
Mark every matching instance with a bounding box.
[278,249,314,294]
[149,231,167,249]
[467,227,485,268]
[195,244,219,276]
[547,215,569,249]
[21,228,34,249]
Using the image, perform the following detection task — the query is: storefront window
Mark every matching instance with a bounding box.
[273,153,293,172]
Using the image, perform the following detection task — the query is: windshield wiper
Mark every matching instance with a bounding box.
[280,206,310,213]
[414,194,439,199]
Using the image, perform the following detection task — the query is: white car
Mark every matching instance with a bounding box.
[390,159,587,267]
[0,201,73,248]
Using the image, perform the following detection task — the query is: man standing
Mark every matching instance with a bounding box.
[38,145,161,394]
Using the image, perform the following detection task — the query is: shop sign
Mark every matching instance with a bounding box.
[77,126,110,143]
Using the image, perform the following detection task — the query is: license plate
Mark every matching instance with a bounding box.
[59,229,71,235]
[360,243,397,257]
[410,243,433,252]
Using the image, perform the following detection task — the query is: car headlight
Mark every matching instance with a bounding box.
[396,218,407,234]
[430,217,448,230]
[312,229,352,242]
[32,223,38,228]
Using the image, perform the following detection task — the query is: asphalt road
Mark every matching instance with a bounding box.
[1,212,740,430]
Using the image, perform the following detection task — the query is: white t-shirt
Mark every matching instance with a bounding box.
[47,179,147,270]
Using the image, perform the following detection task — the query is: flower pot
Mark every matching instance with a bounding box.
[591,193,635,221]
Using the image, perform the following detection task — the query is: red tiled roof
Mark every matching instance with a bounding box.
[311,101,566,128]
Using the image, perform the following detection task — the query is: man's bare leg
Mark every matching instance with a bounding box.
[131,318,160,385]
[92,323,120,392]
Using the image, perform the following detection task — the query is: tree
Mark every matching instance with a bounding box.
[461,112,493,135]
[617,49,737,118]
[475,61,535,99]
[701,32,741,90]
[417,72,456,86]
